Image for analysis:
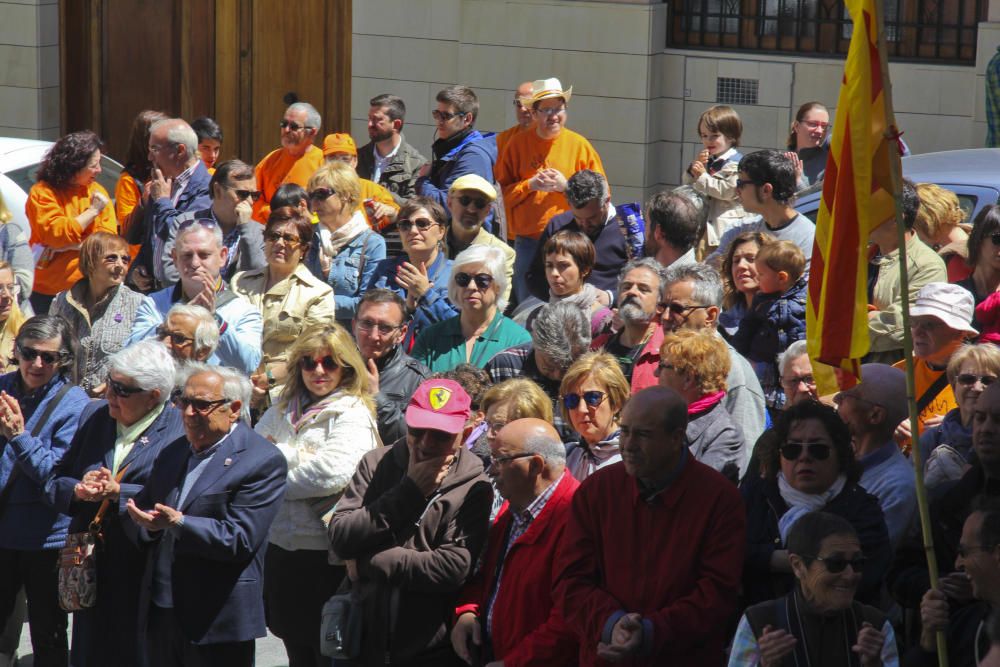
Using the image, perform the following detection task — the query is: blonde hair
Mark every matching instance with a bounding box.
[756,238,806,283]
[914,183,964,241]
[946,342,1000,386]
[280,323,374,414]
[308,161,361,210]
[559,351,630,424]
[659,329,730,394]
[0,194,10,225]
[0,263,25,339]
[480,378,553,423]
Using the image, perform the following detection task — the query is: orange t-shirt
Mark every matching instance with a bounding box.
[360,179,400,230]
[252,145,324,223]
[27,181,118,296]
[496,127,605,240]
[892,357,957,454]
[113,173,142,258]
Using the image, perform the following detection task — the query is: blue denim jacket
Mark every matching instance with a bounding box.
[305,227,386,326]
[366,250,457,348]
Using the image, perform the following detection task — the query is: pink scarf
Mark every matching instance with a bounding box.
[688,390,726,417]
[288,391,341,432]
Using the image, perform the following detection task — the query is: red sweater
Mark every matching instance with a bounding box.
[553,459,745,666]
[455,472,580,667]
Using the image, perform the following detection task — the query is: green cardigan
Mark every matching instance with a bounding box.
[411,310,531,372]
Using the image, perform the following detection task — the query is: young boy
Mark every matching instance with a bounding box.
[730,239,808,414]
[191,116,223,174]
[683,105,748,254]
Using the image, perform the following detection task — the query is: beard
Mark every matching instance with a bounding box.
[619,299,652,326]
[369,128,393,142]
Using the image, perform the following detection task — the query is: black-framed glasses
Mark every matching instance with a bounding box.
[107,375,145,398]
[957,373,997,387]
[356,319,403,336]
[225,185,262,202]
[563,390,607,410]
[307,187,336,202]
[280,120,313,132]
[174,395,231,414]
[397,218,439,233]
[457,195,489,210]
[454,272,494,290]
[17,345,65,365]
[736,179,762,189]
[103,253,131,266]
[264,231,303,245]
[431,109,462,122]
[661,301,709,316]
[991,232,1000,246]
[780,442,833,461]
[653,361,674,376]
[783,374,816,387]
[300,355,339,373]
[808,554,867,573]
[489,452,536,467]
[156,325,194,346]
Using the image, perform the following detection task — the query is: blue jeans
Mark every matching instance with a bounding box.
[512,236,540,306]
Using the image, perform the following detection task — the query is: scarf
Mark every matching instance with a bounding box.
[550,282,602,310]
[319,210,369,258]
[688,390,726,417]
[777,472,847,543]
[287,390,342,433]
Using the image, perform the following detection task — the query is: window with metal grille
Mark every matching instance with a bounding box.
[667,0,984,64]
[716,77,759,105]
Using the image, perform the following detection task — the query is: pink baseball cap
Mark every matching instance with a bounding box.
[405,379,471,434]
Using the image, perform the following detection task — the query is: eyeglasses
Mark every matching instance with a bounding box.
[800,120,830,131]
[454,272,494,290]
[264,231,303,245]
[807,554,867,573]
[661,301,709,316]
[0,284,20,297]
[156,325,194,346]
[300,355,339,373]
[736,179,762,189]
[17,346,64,365]
[562,390,607,410]
[457,195,489,210]
[397,218,439,233]
[780,442,833,461]
[356,319,403,336]
[911,318,945,333]
[534,106,566,117]
[176,218,218,234]
[106,375,145,398]
[991,232,1000,246]
[957,543,996,558]
[225,185,262,202]
[280,120,313,132]
[431,110,463,122]
[957,373,997,387]
[653,361,675,377]
[782,374,816,387]
[174,395,231,414]
[489,452,536,467]
[307,187,336,202]
[486,420,507,435]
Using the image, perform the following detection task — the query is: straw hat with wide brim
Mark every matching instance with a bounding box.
[520,78,573,107]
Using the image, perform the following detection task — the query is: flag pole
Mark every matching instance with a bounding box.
[872,2,948,665]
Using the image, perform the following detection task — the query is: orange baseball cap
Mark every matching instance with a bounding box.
[322,133,357,157]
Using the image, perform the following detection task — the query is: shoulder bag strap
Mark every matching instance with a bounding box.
[916,370,950,414]
[89,463,131,533]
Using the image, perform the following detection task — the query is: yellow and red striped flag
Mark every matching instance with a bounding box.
[806,0,902,395]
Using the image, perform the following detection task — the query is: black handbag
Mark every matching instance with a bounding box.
[320,588,362,659]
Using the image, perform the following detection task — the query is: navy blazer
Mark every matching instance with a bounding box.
[131,422,287,645]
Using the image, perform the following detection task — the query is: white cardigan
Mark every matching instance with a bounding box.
[255,392,379,551]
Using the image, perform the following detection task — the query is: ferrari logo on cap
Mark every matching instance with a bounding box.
[428,387,452,411]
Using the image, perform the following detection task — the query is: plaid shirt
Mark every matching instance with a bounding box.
[485,471,566,635]
[484,343,572,440]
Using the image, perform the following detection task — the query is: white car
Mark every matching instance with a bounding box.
[0,137,124,239]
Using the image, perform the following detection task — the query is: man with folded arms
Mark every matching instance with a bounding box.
[452,418,579,666]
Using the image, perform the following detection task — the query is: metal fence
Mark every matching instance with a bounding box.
[666,0,986,64]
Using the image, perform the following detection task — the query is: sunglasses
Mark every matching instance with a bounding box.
[957,373,997,387]
[103,253,131,265]
[736,179,762,189]
[308,187,336,202]
[229,187,262,202]
[17,346,64,365]
[431,110,463,122]
[661,301,709,316]
[397,218,439,233]
[457,195,489,210]
[107,376,145,398]
[300,355,339,373]
[280,120,312,132]
[780,442,832,461]
[174,395,230,414]
[156,325,194,346]
[454,272,494,290]
[562,390,607,410]
[809,554,867,573]
[264,231,303,245]
[176,218,218,233]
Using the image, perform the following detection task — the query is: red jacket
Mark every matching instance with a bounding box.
[591,323,664,394]
[553,458,745,666]
[455,472,580,666]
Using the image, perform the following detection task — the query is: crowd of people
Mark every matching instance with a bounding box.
[0,76,997,667]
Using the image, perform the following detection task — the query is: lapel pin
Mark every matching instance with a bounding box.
[139,437,149,446]
[223,457,233,467]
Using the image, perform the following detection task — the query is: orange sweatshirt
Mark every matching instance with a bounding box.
[27,181,118,296]
[252,145,324,223]
[113,173,142,258]
[360,179,400,229]
[495,124,530,164]
[496,127,605,239]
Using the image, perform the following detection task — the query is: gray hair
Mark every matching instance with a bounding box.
[618,257,666,292]
[531,301,591,372]
[177,362,252,422]
[174,219,224,250]
[287,102,321,130]
[449,245,510,312]
[778,340,810,377]
[107,340,176,404]
[663,263,724,308]
[166,303,220,357]
[523,433,567,467]
[565,170,609,208]
[151,119,198,158]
